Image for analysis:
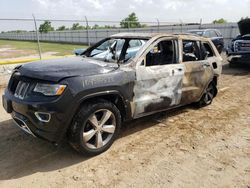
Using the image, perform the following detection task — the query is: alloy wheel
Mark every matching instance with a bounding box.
[83,109,116,149]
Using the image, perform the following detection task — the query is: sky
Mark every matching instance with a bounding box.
[0,0,249,31]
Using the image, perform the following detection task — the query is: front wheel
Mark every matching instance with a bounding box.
[197,83,216,107]
[69,100,121,156]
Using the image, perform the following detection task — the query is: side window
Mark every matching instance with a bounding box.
[204,31,209,37]
[182,40,200,62]
[201,42,215,59]
[145,40,175,66]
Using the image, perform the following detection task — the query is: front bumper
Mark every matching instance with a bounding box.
[226,49,250,63]
[2,89,75,143]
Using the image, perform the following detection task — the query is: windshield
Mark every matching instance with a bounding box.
[84,38,148,63]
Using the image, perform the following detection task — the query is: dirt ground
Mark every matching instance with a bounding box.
[0,62,249,188]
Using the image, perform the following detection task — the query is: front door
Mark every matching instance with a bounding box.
[133,39,185,117]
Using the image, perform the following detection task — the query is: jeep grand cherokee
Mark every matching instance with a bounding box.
[2,33,222,155]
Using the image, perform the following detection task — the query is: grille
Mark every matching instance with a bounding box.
[14,81,30,99]
[235,40,250,52]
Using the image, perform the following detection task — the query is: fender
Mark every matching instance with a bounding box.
[77,90,132,121]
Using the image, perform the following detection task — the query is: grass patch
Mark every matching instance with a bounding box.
[0,40,88,57]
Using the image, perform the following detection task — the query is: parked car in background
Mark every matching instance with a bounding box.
[188,29,224,53]
[2,33,222,155]
[226,19,250,67]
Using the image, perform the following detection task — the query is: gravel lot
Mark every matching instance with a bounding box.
[0,61,249,188]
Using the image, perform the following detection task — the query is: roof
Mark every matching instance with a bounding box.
[111,32,160,38]
[111,32,206,40]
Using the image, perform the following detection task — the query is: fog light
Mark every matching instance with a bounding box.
[35,112,51,123]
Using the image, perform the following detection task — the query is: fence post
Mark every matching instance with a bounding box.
[32,14,42,60]
[156,18,160,33]
[85,16,90,46]
[199,18,202,29]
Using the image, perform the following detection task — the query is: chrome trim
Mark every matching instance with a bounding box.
[34,112,51,123]
[13,117,36,137]
[14,81,29,100]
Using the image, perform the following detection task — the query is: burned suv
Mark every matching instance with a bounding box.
[2,33,222,155]
[227,19,250,66]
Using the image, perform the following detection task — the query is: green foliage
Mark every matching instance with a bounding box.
[120,12,142,28]
[240,17,249,21]
[1,30,27,33]
[57,25,68,31]
[71,23,85,30]
[92,24,117,29]
[212,18,227,24]
[39,21,54,33]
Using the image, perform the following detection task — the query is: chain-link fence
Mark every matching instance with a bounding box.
[0,17,239,59]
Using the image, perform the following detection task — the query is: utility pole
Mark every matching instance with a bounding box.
[32,14,42,60]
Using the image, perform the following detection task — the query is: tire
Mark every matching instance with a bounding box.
[68,99,121,156]
[197,83,216,108]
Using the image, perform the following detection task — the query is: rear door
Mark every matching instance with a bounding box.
[180,39,213,105]
[133,38,185,117]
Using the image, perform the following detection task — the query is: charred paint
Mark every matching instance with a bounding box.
[133,63,185,117]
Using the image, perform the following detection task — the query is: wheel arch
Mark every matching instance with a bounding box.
[197,76,218,102]
[75,90,131,123]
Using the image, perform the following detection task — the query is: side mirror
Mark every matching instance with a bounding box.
[74,48,86,56]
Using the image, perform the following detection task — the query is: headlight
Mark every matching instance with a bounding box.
[33,83,66,96]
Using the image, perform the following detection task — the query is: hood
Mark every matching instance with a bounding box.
[238,19,250,36]
[18,56,118,82]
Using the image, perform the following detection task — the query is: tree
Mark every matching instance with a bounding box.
[39,21,54,33]
[71,23,85,30]
[120,12,142,28]
[240,16,249,21]
[57,25,68,31]
[92,24,117,29]
[212,18,227,24]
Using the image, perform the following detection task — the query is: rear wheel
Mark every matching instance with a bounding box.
[197,83,216,107]
[69,100,121,156]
